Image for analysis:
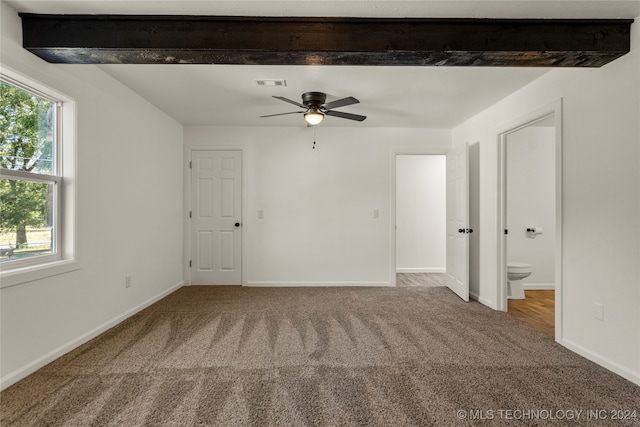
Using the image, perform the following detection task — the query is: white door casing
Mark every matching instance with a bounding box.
[496,100,562,344]
[446,141,470,301]
[190,150,242,285]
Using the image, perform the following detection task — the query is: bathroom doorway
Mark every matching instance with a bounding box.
[497,101,563,340]
[395,154,447,288]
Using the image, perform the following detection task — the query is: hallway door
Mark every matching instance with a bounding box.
[445,141,469,301]
[190,150,242,285]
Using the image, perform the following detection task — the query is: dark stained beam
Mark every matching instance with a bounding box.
[19,15,633,67]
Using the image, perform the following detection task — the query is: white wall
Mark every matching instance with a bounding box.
[185,126,450,286]
[454,19,640,384]
[0,2,184,389]
[395,155,446,273]
[506,126,556,287]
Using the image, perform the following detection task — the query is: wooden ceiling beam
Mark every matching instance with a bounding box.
[19,15,633,67]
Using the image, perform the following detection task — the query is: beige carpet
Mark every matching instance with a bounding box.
[2,286,639,426]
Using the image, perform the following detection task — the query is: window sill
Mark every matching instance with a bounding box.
[0,259,80,288]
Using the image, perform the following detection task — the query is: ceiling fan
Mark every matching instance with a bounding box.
[260,91,367,126]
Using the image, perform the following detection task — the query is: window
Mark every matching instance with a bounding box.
[0,72,76,285]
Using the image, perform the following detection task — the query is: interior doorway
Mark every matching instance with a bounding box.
[395,154,446,288]
[497,101,563,340]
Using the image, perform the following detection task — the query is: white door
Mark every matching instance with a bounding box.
[445,141,469,301]
[190,150,242,285]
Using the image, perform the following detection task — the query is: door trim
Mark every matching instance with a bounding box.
[185,147,247,286]
[390,148,448,286]
[496,99,563,342]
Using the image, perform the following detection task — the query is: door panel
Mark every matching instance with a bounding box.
[220,231,235,270]
[198,231,213,271]
[220,179,235,217]
[446,141,469,301]
[191,150,242,285]
[198,179,213,217]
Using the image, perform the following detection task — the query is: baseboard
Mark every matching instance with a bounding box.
[523,282,555,290]
[396,268,446,273]
[470,291,495,308]
[561,338,640,386]
[0,281,184,391]
[246,281,393,287]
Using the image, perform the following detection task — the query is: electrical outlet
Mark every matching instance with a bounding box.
[125,275,132,288]
[593,302,604,321]
[373,209,380,219]
[257,209,264,219]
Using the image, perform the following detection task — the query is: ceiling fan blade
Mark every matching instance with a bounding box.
[272,96,306,108]
[323,96,359,110]
[260,111,304,118]
[325,109,367,122]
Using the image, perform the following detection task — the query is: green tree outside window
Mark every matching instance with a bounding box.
[0,81,55,250]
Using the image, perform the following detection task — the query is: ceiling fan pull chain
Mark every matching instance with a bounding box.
[313,126,316,149]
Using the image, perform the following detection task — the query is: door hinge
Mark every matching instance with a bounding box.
[189,211,192,218]
[189,260,192,267]
[189,161,192,169]
[505,229,508,235]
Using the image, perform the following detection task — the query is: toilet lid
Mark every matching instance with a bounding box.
[508,261,531,268]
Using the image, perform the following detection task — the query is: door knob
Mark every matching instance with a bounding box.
[458,228,465,233]
[235,222,241,227]
[467,228,474,234]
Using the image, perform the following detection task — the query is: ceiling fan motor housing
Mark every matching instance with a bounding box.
[302,91,327,107]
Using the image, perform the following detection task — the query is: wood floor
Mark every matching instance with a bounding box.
[396,273,446,287]
[508,290,555,336]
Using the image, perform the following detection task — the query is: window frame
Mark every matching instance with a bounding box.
[0,69,78,287]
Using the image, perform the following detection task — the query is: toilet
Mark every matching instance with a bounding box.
[507,261,533,300]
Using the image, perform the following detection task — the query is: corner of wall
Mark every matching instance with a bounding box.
[1,281,185,391]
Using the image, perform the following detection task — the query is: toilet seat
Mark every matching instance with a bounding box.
[508,261,532,272]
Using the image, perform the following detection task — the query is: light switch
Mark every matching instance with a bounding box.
[593,302,604,321]
[257,210,264,219]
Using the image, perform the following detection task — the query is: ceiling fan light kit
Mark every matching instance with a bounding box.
[304,109,324,125]
[260,91,366,126]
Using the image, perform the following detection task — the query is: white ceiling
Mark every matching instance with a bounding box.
[96,65,550,128]
[7,1,640,19]
[6,1,640,128]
